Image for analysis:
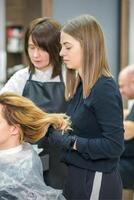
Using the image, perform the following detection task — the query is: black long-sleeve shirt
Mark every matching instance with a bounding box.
[61,76,124,172]
[119,104,134,188]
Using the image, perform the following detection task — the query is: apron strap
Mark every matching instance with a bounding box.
[28,72,33,80]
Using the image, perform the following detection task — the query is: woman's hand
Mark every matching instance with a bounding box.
[47,127,77,150]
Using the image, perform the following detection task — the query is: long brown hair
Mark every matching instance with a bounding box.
[61,15,112,99]
[0,92,70,143]
[25,17,62,78]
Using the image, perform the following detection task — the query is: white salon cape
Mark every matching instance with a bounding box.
[0,142,66,200]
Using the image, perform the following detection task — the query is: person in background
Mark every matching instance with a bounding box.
[0,17,67,189]
[46,14,124,200]
[0,92,70,200]
[118,64,134,200]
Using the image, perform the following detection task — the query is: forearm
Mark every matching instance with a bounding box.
[48,128,124,160]
[123,109,129,119]
[75,134,124,160]
[124,120,134,140]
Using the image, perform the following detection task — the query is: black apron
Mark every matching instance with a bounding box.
[23,72,68,189]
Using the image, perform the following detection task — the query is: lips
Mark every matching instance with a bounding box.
[33,60,41,63]
[63,60,69,64]
[32,60,42,66]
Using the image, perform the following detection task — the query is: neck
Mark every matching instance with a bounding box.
[0,144,22,156]
[78,69,83,80]
[35,65,53,72]
[0,137,20,150]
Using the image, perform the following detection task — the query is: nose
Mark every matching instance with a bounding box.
[59,49,63,57]
[33,48,40,57]
[59,47,65,57]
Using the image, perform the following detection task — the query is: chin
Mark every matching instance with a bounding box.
[66,65,74,69]
[35,66,43,69]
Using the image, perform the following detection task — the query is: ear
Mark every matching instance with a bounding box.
[9,124,20,136]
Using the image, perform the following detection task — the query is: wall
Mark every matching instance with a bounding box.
[5,0,42,78]
[0,0,6,85]
[53,0,120,79]
[128,0,134,64]
[6,0,42,26]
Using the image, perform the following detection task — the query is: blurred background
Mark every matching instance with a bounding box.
[0,0,133,87]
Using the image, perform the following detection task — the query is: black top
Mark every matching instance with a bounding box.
[61,76,124,172]
[121,105,134,158]
[119,104,134,189]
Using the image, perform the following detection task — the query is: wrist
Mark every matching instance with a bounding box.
[70,135,77,149]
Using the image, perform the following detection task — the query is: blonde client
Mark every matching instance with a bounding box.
[0,92,69,200]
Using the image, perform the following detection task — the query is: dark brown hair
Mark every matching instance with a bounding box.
[25,17,62,78]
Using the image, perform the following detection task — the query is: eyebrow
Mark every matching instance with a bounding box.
[60,42,72,46]
[28,43,36,46]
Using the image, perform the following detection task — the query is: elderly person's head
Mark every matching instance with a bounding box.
[118,65,134,99]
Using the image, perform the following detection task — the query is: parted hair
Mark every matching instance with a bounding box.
[61,14,112,99]
[25,17,62,78]
[0,92,70,143]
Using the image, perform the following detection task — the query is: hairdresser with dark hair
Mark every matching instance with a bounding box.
[0,17,67,189]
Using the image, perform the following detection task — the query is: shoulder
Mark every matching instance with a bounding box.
[91,75,120,98]
[84,76,122,107]
[5,67,29,82]
[12,67,29,77]
[23,143,41,160]
[94,76,118,92]
[0,67,30,95]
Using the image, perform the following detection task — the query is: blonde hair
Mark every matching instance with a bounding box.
[0,92,70,143]
[62,14,112,99]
